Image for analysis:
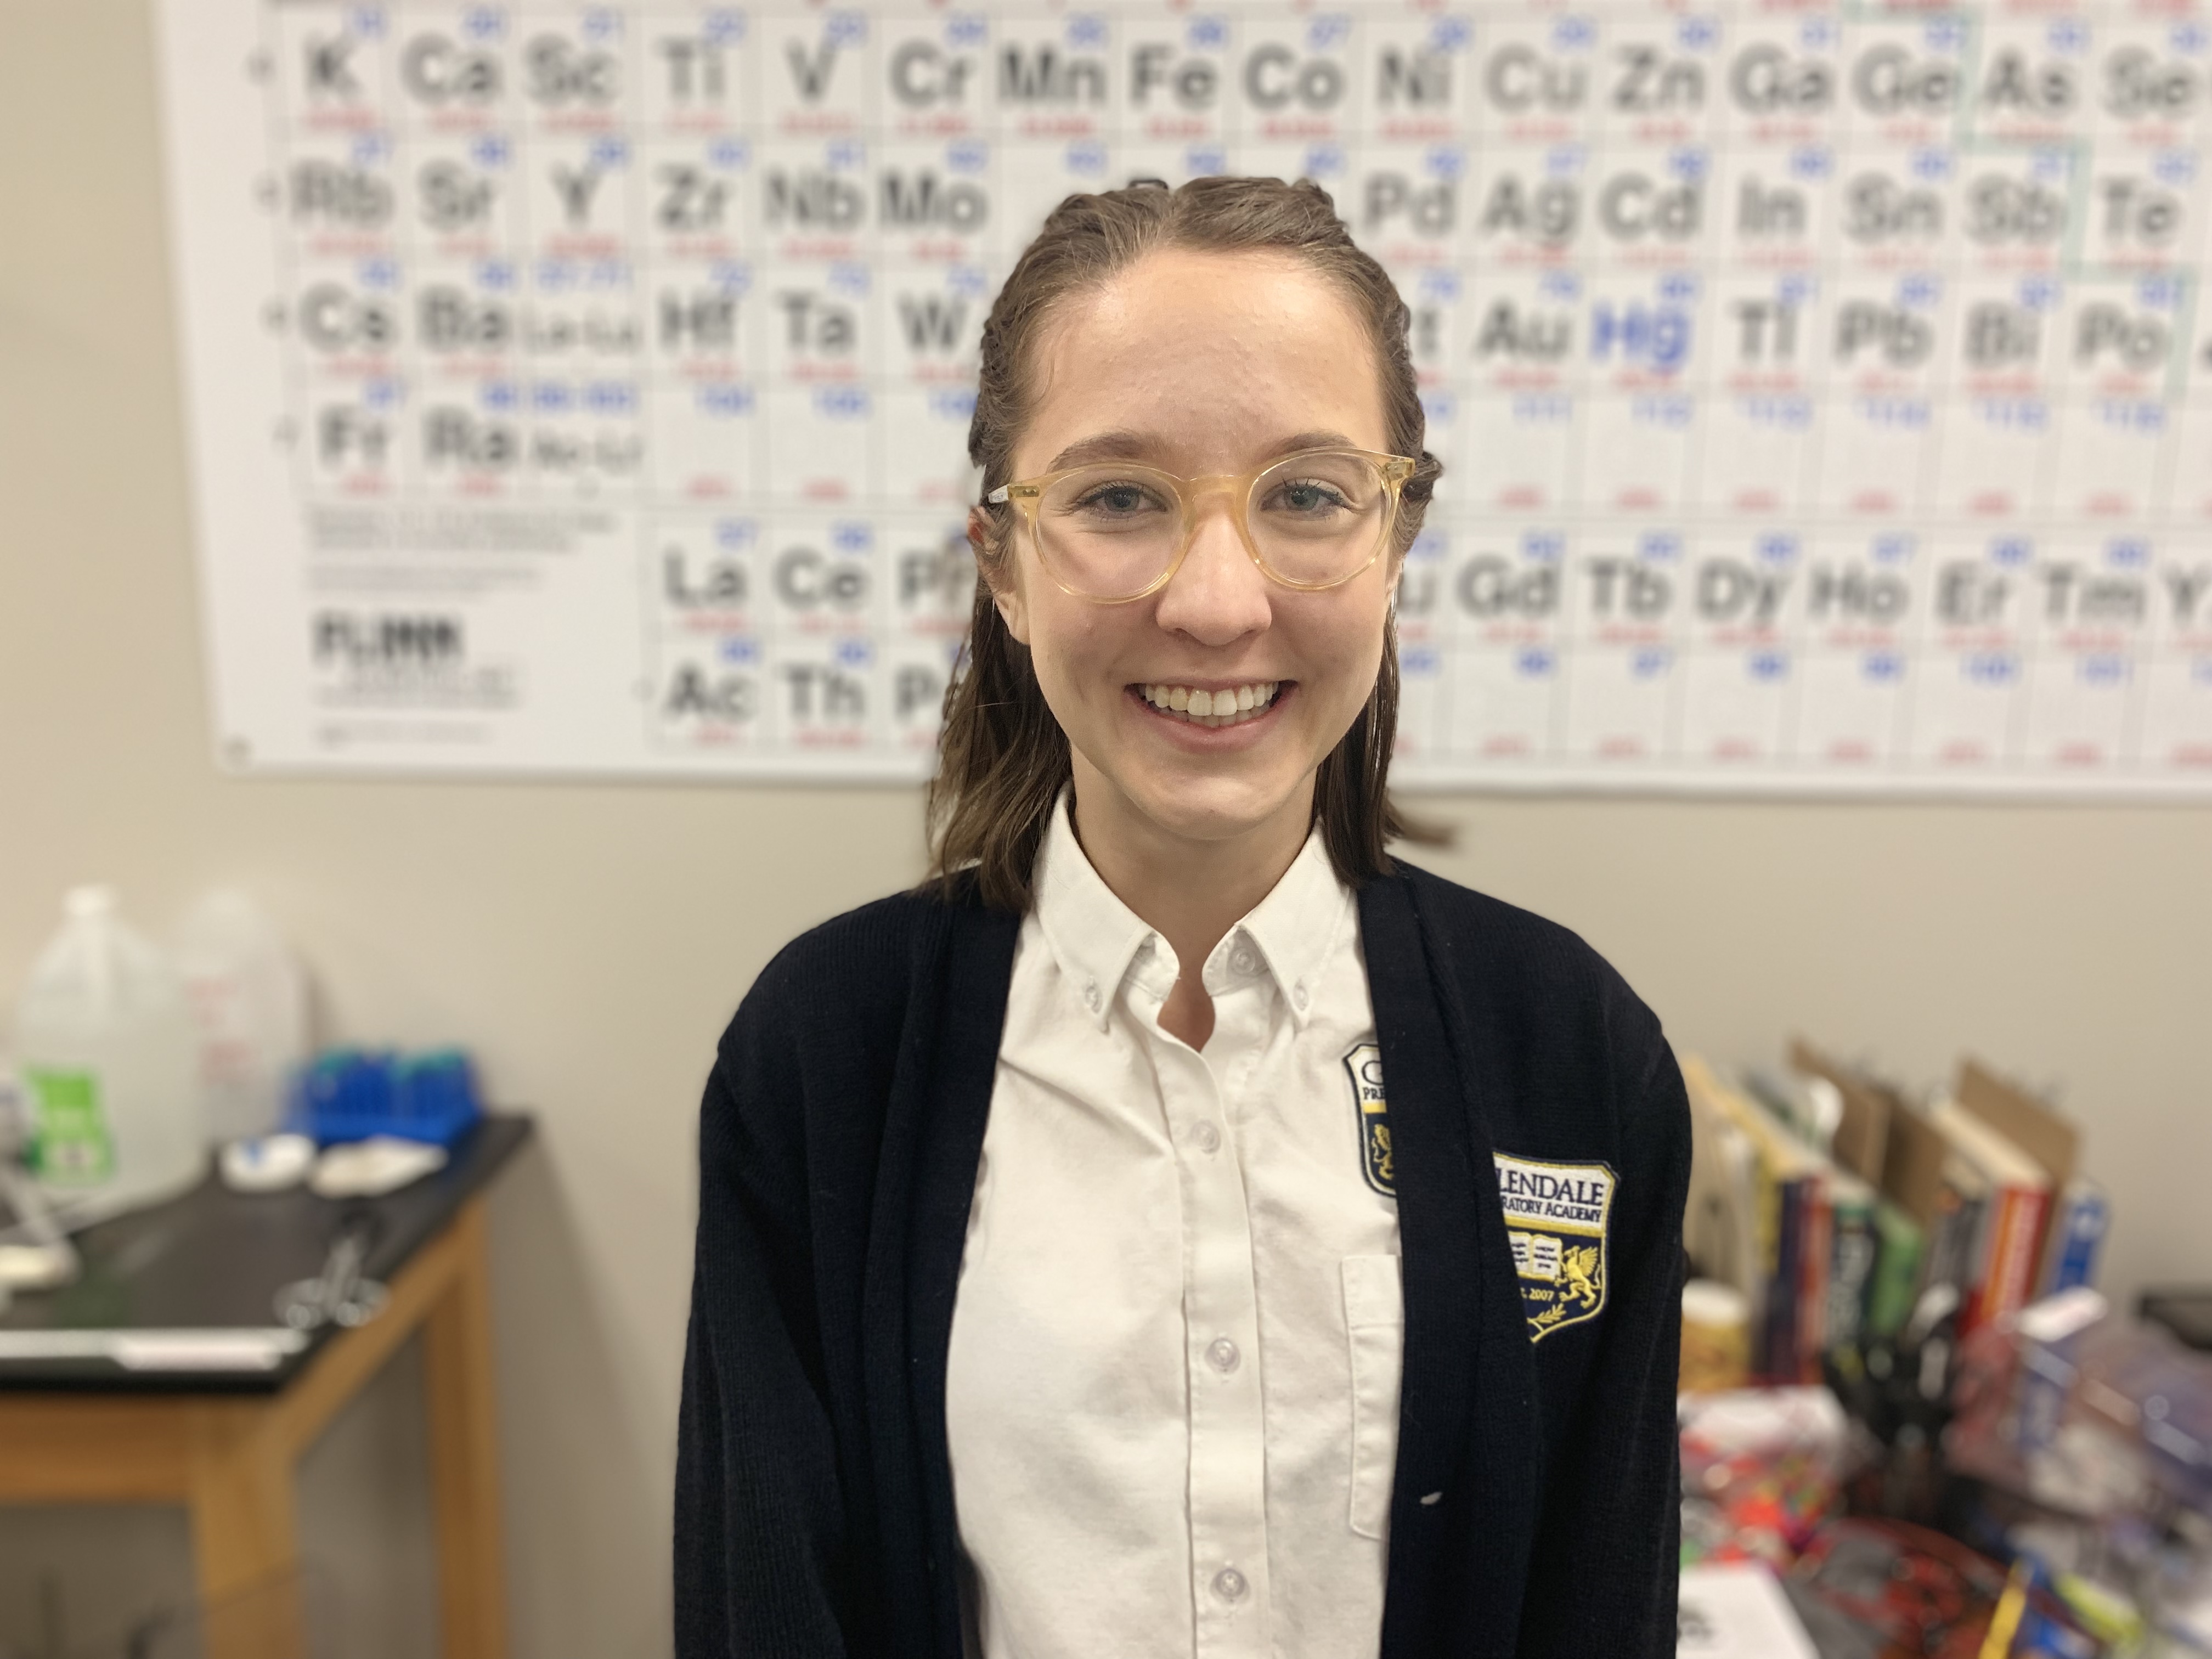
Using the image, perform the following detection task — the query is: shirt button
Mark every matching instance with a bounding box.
[1229,945,1259,976]
[1293,983,1308,1010]
[1211,1566,1248,1604]
[1206,1337,1240,1374]
[1191,1121,1221,1154]
[1082,982,1101,1012]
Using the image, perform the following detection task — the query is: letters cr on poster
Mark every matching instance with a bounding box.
[156,1,2212,793]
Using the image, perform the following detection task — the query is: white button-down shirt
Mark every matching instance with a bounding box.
[946,798,1404,1659]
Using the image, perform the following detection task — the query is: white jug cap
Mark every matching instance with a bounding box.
[64,885,117,919]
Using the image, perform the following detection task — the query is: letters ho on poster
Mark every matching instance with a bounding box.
[157,1,2212,792]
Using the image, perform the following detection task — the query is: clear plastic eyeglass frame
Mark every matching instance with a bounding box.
[984,447,1420,604]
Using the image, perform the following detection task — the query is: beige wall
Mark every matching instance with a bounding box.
[4,2,2209,1652]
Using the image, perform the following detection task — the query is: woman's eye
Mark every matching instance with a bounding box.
[1073,482,1165,515]
[1270,479,1350,515]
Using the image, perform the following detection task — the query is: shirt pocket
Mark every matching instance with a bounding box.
[1341,1254,1406,1542]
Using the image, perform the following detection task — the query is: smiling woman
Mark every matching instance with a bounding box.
[933,182,1443,950]
[676,178,1692,1659]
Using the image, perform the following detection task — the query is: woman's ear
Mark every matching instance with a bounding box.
[970,505,1031,644]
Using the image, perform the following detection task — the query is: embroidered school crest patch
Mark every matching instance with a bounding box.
[1494,1153,1617,1342]
[1343,1042,1392,1196]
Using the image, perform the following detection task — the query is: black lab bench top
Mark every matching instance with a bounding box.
[0,1114,531,1394]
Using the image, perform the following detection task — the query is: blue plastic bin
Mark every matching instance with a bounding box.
[290,1048,483,1148]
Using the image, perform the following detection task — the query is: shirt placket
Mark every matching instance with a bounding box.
[1141,949,1271,1659]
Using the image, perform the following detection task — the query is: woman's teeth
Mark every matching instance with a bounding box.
[1138,681,1282,728]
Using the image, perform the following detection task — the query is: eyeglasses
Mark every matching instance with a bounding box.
[985,447,1419,604]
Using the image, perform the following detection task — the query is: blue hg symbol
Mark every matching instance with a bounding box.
[1589,303,1691,372]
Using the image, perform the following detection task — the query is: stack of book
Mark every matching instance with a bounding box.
[1681,1046,2108,1386]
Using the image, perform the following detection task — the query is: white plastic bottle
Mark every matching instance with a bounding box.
[13,886,207,1220]
[173,888,309,1144]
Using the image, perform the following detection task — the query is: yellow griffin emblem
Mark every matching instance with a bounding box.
[1496,1155,1617,1342]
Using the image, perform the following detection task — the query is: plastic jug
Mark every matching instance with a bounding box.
[174,889,309,1143]
[13,886,206,1220]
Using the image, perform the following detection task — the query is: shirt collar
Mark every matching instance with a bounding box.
[1032,794,1159,1030]
[1229,826,1353,1029]
[1031,791,1353,1032]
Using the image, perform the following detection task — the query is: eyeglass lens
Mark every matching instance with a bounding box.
[1032,452,1393,600]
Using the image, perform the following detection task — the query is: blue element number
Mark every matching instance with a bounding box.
[697,383,754,417]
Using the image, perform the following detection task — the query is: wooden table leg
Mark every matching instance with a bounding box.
[0,1195,507,1659]
[421,1200,509,1659]
[188,1400,304,1659]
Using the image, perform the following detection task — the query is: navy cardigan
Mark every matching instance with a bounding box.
[676,862,1690,1657]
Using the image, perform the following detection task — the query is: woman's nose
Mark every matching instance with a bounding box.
[1152,496,1272,646]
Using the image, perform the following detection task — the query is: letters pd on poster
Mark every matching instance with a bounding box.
[154,1,2212,793]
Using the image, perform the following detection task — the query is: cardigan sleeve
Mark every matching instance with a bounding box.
[674,997,855,1658]
[1514,1011,1691,1659]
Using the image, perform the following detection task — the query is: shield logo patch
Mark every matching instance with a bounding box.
[1343,1042,1392,1197]
[1494,1153,1616,1342]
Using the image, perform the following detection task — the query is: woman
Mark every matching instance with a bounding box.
[676,177,1690,1659]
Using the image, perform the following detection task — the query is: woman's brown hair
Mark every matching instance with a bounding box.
[927,176,1443,911]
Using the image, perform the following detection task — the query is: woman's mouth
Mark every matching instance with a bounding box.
[1131,680,1285,729]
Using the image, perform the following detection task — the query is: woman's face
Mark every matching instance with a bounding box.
[983,247,1400,851]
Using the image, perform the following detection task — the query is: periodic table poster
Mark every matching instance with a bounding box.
[156,0,2212,793]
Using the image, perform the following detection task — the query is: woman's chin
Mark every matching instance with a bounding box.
[1111,765,1317,850]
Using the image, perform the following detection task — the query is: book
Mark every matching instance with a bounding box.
[1678,1563,1820,1659]
[1788,1039,1895,1188]
[1956,1059,2079,1194]
[1918,1143,1990,1315]
[1931,1097,2053,1334]
[1824,1170,1878,1353]
[1772,1175,1805,1380]
[1748,1066,1841,1156]
[1952,1059,2086,1305]
[1864,1201,1925,1341]
[1686,1066,1762,1303]
[1797,1175,1837,1380]
[2042,1178,2111,1297]
[1684,1056,1833,1383]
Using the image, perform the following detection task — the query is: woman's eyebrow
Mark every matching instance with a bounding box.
[1044,430,1363,471]
[1046,431,1155,470]
[1270,430,1360,458]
